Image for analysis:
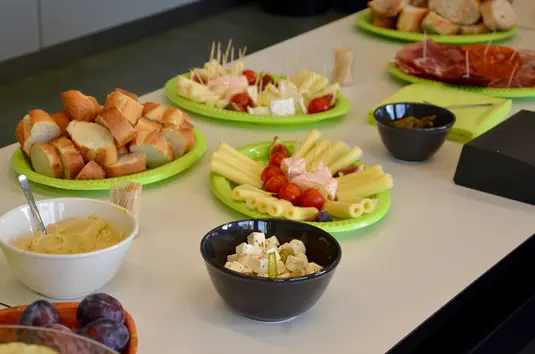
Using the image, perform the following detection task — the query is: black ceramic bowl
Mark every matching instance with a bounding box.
[373,102,456,162]
[200,219,342,322]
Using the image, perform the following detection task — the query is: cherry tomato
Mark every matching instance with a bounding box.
[278,183,302,206]
[308,97,331,114]
[323,94,334,105]
[261,165,284,182]
[257,73,274,90]
[242,70,257,85]
[192,74,202,83]
[269,152,289,167]
[230,93,253,109]
[265,175,287,194]
[300,188,325,210]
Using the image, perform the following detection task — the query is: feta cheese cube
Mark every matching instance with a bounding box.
[277,260,286,274]
[247,106,271,116]
[224,261,246,273]
[247,232,266,249]
[249,256,269,274]
[285,253,308,273]
[270,98,296,116]
[265,236,280,249]
[278,242,289,252]
[262,247,281,261]
[305,262,324,275]
[281,239,306,256]
[237,254,253,268]
[246,86,258,104]
[243,266,253,275]
[227,254,238,262]
[236,243,262,256]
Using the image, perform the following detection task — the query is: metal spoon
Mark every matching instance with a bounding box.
[423,100,494,109]
[17,175,47,234]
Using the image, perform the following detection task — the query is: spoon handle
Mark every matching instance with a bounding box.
[18,175,47,234]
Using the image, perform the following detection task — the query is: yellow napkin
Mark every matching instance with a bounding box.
[368,84,512,143]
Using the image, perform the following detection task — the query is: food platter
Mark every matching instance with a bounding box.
[387,62,535,99]
[164,75,351,125]
[210,140,391,233]
[355,9,517,44]
[11,128,207,191]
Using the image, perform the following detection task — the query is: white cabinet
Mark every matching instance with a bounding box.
[0,0,40,61]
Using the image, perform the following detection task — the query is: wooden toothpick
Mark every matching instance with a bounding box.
[285,57,290,81]
[209,42,215,61]
[294,137,301,158]
[216,41,222,65]
[484,30,497,57]
[507,66,518,88]
[242,46,247,57]
[464,50,470,78]
[423,30,428,60]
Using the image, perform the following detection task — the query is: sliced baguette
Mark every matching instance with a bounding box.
[409,0,428,7]
[51,111,71,136]
[50,136,85,179]
[30,143,64,178]
[373,14,398,29]
[142,102,165,122]
[105,91,144,126]
[95,107,136,147]
[429,0,481,25]
[117,145,130,155]
[114,88,137,101]
[67,121,118,166]
[130,130,173,168]
[480,0,516,31]
[136,117,162,133]
[421,11,460,34]
[160,107,193,129]
[61,90,101,122]
[75,161,106,180]
[460,22,489,34]
[161,127,195,158]
[16,109,61,156]
[368,0,405,17]
[104,152,147,177]
[397,5,429,32]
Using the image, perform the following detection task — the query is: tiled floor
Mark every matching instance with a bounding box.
[0,2,345,148]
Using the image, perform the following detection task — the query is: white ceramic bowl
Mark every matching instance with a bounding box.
[0,198,138,299]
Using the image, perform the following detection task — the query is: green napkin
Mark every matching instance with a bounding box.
[368,84,512,143]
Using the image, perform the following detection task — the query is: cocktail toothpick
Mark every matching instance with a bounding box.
[507,66,518,88]
[464,50,470,78]
[209,42,215,62]
[484,30,497,57]
[216,41,222,65]
[285,57,290,81]
[423,30,428,60]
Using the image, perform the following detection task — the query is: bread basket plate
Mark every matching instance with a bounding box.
[209,141,391,233]
[10,128,207,191]
[164,74,351,125]
[387,62,535,98]
[355,9,517,44]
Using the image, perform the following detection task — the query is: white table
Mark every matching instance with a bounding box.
[1,4,535,353]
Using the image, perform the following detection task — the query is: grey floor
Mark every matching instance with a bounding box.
[0,2,345,148]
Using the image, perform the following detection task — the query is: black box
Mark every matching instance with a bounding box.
[454,110,535,206]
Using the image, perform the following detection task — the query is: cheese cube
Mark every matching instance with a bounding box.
[277,260,286,274]
[270,98,296,116]
[285,253,308,273]
[278,242,289,252]
[247,106,271,115]
[262,247,281,261]
[305,262,324,275]
[227,254,238,262]
[243,266,253,275]
[237,254,253,268]
[246,86,258,104]
[281,239,306,256]
[249,256,269,274]
[247,232,266,249]
[265,236,280,249]
[236,243,261,256]
[224,261,246,273]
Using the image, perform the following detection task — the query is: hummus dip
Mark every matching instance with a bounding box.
[13,216,125,255]
[0,343,57,353]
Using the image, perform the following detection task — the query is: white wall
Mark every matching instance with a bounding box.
[0,0,40,61]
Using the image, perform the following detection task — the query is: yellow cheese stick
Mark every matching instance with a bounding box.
[284,206,319,221]
[310,140,350,171]
[327,146,363,175]
[303,140,330,168]
[324,201,363,218]
[219,142,264,170]
[267,199,293,217]
[232,185,272,201]
[245,197,258,210]
[337,174,393,201]
[212,150,263,178]
[210,159,263,188]
[293,129,321,158]
[336,165,384,185]
[257,196,279,214]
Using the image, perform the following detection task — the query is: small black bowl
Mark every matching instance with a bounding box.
[200,219,342,322]
[373,102,456,162]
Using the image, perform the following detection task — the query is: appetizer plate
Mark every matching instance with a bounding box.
[210,141,391,233]
[387,63,535,99]
[355,9,518,44]
[164,75,351,125]
[10,128,207,191]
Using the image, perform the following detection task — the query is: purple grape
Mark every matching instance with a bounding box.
[77,293,125,327]
[19,300,60,327]
[80,318,129,352]
[315,210,333,222]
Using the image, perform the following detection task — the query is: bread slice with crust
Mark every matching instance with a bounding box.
[51,111,71,136]
[373,15,397,29]
[136,117,162,133]
[130,130,173,168]
[142,102,165,121]
[421,11,461,34]
[30,143,64,178]
[161,127,195,158]
[75,161,106,180]
[114,88,138,100]
[95,107,136,147]
[460,22,489,34]
[428,0,481,25]
[50,136,84,179]
[410,0,428,7]
[480,0,516,31]
[397,5,429,32]
[117,145,130,155]
[61,90,102,122]
[16,109,61,156]
[369,0,405,17]
[67,121,118,166]
[105,91,144,126]
[161,107,193,129]
[104,152,147,177]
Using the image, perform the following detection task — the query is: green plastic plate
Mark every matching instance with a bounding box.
[210,141,391,233]
[164,74,351,125]
[355,9,517,44]
[388,62,535,98]
[11,128,208,191]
